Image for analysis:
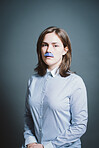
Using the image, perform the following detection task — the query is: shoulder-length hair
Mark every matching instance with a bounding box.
[34,26,72,77]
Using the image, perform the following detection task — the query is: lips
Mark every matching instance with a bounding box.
[44,52,54,57]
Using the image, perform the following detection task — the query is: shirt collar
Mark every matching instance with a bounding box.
[47,67,59,77]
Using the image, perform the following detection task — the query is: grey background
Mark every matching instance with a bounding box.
[1,0,99,147]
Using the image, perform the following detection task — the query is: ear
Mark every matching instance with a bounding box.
[62,46,69,55]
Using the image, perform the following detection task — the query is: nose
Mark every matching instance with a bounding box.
[46,44,52,53]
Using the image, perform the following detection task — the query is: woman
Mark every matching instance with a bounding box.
[24,26,88,148]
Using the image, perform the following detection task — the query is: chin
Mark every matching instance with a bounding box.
[44,60,55,65]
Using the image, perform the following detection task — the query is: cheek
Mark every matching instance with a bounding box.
[41,49,45,57]
[55,50,63,58]
[41,47,47,53]
[41,49,46,62]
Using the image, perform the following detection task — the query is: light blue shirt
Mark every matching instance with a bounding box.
[24,68,88,148]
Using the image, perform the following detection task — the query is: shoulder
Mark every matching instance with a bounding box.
[68,73,86,89]
[27,73,41,87]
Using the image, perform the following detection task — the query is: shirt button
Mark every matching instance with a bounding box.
[40,115,42,118]
[39,128,42,132]
[41,101,43,104]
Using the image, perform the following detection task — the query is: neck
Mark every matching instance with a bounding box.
[48,66,58,71]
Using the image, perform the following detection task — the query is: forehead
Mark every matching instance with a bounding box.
[43,32,63,44]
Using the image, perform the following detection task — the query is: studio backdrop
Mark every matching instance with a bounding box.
[1,0,99,147]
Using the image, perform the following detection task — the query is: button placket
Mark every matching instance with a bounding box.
[39,73,52,142]
[39,101,43,142]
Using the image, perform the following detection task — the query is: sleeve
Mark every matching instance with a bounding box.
[24,78,38,147]
[43,142,54,148]
[51,76,88,147]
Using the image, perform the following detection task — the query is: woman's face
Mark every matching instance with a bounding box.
[41,32,68,70]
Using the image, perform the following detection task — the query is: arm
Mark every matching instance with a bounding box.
[51,77,88,147]
[24,79,38,147]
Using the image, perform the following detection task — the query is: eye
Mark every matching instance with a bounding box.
[42,43,47,47]
[53,44,59,47]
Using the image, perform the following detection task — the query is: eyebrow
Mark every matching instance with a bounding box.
[42,42,59,44]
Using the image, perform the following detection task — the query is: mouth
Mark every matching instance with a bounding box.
[44,53,54,57]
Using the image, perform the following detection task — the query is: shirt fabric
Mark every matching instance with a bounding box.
[24,68,88,148]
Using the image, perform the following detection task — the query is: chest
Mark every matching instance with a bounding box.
[29,76,72,111]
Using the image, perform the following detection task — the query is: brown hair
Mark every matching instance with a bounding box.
[34,26,72,77]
